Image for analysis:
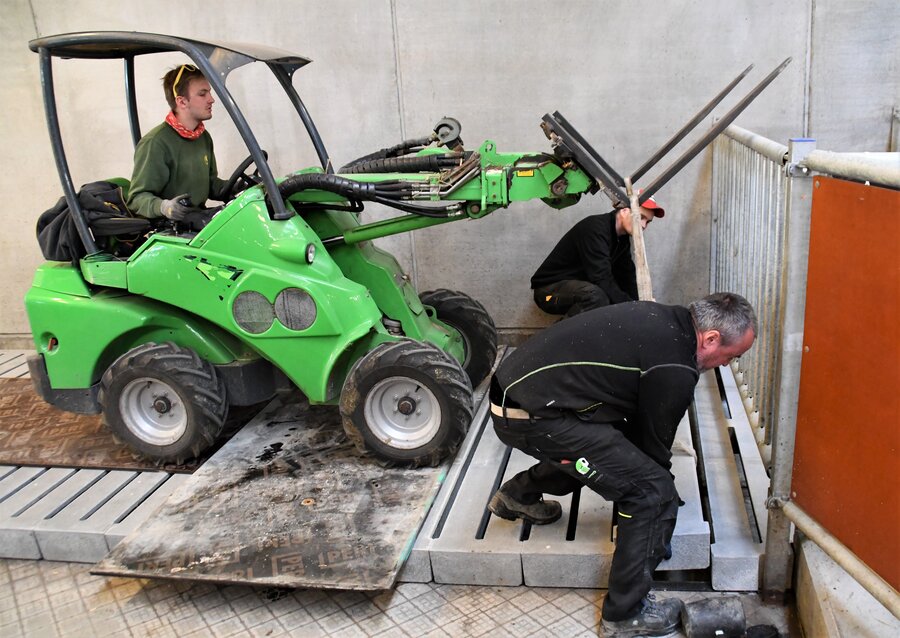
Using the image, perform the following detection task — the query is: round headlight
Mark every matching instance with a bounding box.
[305,242,316,264]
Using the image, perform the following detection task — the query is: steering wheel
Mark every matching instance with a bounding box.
[224,151,267,198]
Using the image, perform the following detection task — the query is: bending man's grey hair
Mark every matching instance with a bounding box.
[689,293,758,345]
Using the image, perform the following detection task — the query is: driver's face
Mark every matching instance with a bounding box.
[182,78,215,123]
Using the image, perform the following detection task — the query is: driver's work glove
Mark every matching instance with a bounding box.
[159,194,193,221]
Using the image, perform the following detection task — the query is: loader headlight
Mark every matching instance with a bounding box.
[275,288,317,331]
[305,242,316,264]
[233,291,274,334]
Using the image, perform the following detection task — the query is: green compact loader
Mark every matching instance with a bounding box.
[25,32,788,467]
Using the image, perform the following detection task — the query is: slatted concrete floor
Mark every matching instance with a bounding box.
[0,350,767,591]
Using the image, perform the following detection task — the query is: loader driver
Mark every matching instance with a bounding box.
[530,196,665,318]
[127,64,231,221]
[487,292,757,637]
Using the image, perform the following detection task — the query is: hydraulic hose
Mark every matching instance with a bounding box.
[340,152,464,175]
[279,172,460,218]
[340,135,433,171]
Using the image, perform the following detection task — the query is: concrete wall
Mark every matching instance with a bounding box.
[1,0,897,344]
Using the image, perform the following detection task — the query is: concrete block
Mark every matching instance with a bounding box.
[35,471,169,563]
[796,538,900,637]
[0,468,99,559]
[694,371,763,591]
[103,473,190,550]
[522,489,613,588]
[427,425,523,585]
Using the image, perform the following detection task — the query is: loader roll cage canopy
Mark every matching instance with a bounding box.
[29,31,331,256]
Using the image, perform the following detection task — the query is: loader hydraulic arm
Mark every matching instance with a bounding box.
[280,56,791,246]
[279,137,595,247]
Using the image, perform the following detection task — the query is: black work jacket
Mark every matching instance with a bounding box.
[530,211,638,303]
[495,301,699,469]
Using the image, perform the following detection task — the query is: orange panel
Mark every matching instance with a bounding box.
[793,176,900,590]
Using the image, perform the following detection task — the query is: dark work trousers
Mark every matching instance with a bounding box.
[492,412,679,621]
[533,280,611,318]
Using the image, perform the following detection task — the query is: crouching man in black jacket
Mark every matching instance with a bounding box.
[488,293,756,637]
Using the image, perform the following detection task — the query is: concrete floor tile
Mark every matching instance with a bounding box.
[393,582,433,601]
[503,611,543,636]
[327,624,368,638]
[0,621,26,638]
[11,574,43,595]
[441,610,499,637]
[507,589,550,613]
[567,602,601,629]
[318,609,356,634]
[357,611,397,636]
[0,556,795,638]
[209,615,249,638]
[530,601,567,626]
[397,611,440,636]
[408,590,446,614]
[0,605,20,625]
[247,618,288,638]
[380,599,420,625]
[331,590,368,610]
[21,611,55,634]
[277,607,316,631]
[238,603,276,629]
[17,596,52,618]
[228,591,266,616]
[198,601,238,624]
[544,614,591,636]
[426,601,466,625]
[293,620,328,637]
[483,599,523,625]
[306,598,347,622]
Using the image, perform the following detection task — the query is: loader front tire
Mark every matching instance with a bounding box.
[98,342,228,465]
[420,289,497,386]
[340,340,474,467]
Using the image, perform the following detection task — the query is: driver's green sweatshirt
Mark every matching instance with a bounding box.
[127,122,229,218]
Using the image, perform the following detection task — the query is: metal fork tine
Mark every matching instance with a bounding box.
[629,64,754,183]
[637,57,792,205]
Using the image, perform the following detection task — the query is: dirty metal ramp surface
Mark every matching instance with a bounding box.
[93,393,458,590]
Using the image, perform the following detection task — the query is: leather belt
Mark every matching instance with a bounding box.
[490,402,538,421]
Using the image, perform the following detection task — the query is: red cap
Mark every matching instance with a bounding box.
[633,188,665,217]
[641,195,665,218]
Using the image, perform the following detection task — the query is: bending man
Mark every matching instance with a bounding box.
[530,196,665,318]
[488,293,756,636]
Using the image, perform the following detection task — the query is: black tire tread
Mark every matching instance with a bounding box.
[420,288,498,385]
[339,339,474,467]
[98,342,228,465]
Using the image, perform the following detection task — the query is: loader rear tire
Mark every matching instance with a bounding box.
[420,289,497,386]
[340,340,474,467]
[98,342,228,465]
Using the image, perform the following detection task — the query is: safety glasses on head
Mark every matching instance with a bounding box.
[172,64,198,99]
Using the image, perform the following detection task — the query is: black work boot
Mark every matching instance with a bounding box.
[600,594,683,637]
[488,490,562,525]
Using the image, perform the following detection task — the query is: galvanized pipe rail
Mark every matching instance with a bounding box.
[712,124,900,605]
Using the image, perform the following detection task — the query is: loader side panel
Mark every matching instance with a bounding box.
[124,201,389,403]
[25,264,253,390]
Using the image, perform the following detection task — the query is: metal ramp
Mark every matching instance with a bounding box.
[0,350,768,591]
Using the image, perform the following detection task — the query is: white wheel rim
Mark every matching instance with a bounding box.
[363,376,442,450]
[119,377,187,446]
